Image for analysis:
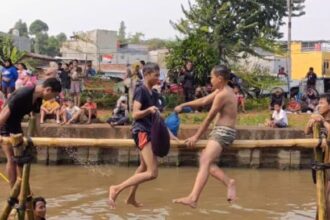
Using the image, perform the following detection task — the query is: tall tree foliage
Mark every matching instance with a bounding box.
[166,0,305,84]
[8,19,29,37]
[118,21,127,44]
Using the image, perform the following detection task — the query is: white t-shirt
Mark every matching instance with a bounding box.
[66,106,80,117]
[272,109,288,125]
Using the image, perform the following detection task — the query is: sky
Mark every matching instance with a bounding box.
[0,0,329,41]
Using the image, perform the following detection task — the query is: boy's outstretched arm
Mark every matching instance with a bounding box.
[174,89,219,113]
[185,93,224,148]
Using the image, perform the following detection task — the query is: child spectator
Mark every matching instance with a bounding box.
[81,96,97,124]
[287,97,301,113]
[269,89,285,110]
[33,197,46,220]
[265,103,288,128]
[40,98,61,124]
[234,85,246,113]
[107,95,129,126]
[61,99,82,124]
[15,63,29,89]
[70,66,84,106]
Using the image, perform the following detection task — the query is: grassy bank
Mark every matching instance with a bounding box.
[97,110,310,128]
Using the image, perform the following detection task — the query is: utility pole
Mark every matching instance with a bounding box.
[287,0,292,95]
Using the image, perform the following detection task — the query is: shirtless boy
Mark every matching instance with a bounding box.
[173,65,237,208]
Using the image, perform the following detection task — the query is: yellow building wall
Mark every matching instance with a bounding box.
[291,42,323,80]
[322,52,330,76]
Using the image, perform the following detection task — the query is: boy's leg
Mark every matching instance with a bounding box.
[109,142,158,209]
[173,140,222,208]
[87,109,92,123]
[209,164,236,202]
[40,109,45,124]
[2,144,17,187]
[126,155,146,207]
[55,109,60,123]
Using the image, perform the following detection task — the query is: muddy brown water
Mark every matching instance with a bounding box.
[0,165,316,219]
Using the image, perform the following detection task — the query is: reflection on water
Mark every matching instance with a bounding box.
[0,165,316,219]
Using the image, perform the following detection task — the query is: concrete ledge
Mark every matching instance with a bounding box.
[0,123,314,169]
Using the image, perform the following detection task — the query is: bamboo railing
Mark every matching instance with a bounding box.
[0,137,325,149]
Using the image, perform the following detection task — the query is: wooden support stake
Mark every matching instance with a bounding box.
[313,123,327,220]
[0,178,22,220]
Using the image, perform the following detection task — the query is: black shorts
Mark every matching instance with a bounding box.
[0,124,22,137]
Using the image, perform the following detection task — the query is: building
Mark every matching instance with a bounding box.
[291,41,330,80]
[0,31,31,52]
[60,29,117,68]
[149,49,168,68]
[112,44,149,64]
[60,29,149,71]
[237,48,287,76]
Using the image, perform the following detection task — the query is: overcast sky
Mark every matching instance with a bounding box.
[0,0,329,41]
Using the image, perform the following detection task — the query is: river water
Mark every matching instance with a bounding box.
[0,165,316,219]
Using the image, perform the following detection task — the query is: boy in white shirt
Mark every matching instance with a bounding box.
[61,99,82,124]
[266,103,288,128]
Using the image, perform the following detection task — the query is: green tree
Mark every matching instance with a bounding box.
[118,21,126,44]
[45,36,60,57]
[56,33,67,44]
[144,38,168,50]
[0,36,26,63]
[166,35,218,85]
[128,32,144,44]
[167,0,305,84]
[29,19,49,35]
[8,19,29,37]
[29,19,49,54]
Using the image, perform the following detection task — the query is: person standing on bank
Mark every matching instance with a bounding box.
[173,65,237,208]
[0,78,61,187]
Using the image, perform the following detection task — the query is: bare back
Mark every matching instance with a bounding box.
[214,86,237,128]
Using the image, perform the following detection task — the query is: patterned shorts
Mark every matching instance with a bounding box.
[209,126,236,149]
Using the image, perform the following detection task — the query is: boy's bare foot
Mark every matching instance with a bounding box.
[227,179,236,203]
[172,196,197,209]
[108,186,118,209]
[126,197,143,208]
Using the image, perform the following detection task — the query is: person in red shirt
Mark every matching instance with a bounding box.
[287,97,301,113]
[81,96,97,124]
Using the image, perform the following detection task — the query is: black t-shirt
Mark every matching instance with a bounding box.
[132,85,160,134]
[59,70,71,89]
[307,72,317,85]
[3,86,42,133]
[183,71,194,89]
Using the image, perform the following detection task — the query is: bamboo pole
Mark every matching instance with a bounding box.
[313,123,327,220]
[0,178,22,220]
[25,185,34,220]
[0,137,325,149]
[17,164,31,220]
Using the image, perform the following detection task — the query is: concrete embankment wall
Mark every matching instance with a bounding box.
[0,124,313,169]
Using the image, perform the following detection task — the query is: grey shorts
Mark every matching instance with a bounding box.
[209,126,236,149]
[70,81,82,94]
